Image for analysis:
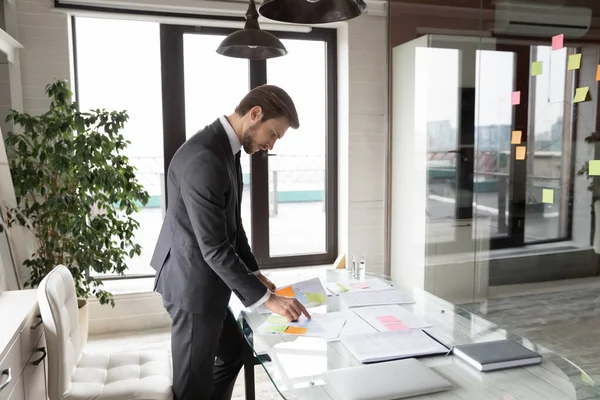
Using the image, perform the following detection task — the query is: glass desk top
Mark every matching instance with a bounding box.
[235,270,600,400]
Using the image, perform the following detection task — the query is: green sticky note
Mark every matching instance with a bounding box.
[267,315,289,325]
[531,61,543,76]
[542,189,554,204]
[263,324,288,333]
[589,160,600,176]
[336,282,350,292]
[574,87,592,103]
[568,53,582,70]
[306,292,326,305]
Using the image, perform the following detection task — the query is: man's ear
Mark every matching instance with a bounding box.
[250,106,262,121]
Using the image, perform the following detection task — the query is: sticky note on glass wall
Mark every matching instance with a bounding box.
[511,130,522,144]
[531,61,543,76]
[568,53,582,70]
[589,160,600,176]
[511,91,521,105]
[515,146,526,160]
[552,34,564,50]
[574,87,592,103]
[542,189,554,204]
[596,65,600,81]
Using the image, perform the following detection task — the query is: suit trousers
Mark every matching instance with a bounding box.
[164,300,245,400]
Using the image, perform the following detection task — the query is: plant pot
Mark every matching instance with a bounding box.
[78,298,89,349]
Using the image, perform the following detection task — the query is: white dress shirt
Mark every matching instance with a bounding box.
[219,116,271,309]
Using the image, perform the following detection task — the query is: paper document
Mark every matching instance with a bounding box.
[329,310,378,341]
[341,330,449,363]
[339,289,413,308]
[353,304,431,332]
[258,277,327,314]
[258,312,347,339]
[326,277,393,294]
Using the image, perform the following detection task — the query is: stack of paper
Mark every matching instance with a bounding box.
[258,277,327,314]
[258,312,347,340]
[339,289,413,308]
[341,330,449,363]
[326,277,394,294]
[353,304,431,332]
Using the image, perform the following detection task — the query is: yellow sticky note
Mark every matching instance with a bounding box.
[264,324,287,333]
[531,61,543,76]
[285,326,308,335]
[305,292,326,305]
[511,130,522,145]
[267,315,289,325]
[516,146,526,160]
[589,160,600,176]
[568,53,582,70]
[542,189,554,204]
[574,87,592,103]
[276,286,295,297]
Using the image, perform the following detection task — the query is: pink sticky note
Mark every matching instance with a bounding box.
[511,91,521,105]
[377,316,401,324]
[351,283,369,289]
[386,322,409,331]
[552,34,564,51]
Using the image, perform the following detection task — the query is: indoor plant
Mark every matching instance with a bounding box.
[3,80,149,343]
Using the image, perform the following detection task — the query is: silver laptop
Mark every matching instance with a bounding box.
[324,358,453,400]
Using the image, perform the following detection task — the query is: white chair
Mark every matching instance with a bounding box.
[38,265,173,400]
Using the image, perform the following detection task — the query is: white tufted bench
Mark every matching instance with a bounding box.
[38,265,173,400]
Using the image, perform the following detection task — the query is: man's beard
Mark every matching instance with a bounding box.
[242,123,259,154]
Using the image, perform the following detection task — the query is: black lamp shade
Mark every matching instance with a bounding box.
[216,29,288,60]
[258,0,367,24]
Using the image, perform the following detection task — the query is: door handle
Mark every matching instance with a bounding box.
[31,347,47,366]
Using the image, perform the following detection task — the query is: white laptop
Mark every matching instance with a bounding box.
[324,358,453,400]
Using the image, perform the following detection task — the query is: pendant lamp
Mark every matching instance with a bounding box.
[258,0,367,24]
[216,0,288,60]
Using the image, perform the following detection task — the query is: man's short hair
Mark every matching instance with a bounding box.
[235,85,300,129]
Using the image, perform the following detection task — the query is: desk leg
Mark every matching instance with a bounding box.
[244,340,256,400]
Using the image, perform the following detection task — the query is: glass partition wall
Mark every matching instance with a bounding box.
[389,1,600,313]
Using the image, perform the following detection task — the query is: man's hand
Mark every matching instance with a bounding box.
[256,273,276,292]
[264,293,311,322]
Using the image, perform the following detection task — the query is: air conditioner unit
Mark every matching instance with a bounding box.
[495,3,592,38]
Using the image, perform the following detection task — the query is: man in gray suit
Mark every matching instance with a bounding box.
[150,85,310,400]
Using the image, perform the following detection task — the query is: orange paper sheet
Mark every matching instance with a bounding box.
[516,146,526,160]
[285,326,308,335]
[276,286,296,297]
[596,65,600,81]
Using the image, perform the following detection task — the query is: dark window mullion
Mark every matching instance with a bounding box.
[249,60,270,265]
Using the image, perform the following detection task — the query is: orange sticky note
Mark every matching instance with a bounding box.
[276,286,295,297]
[285,326,308,335]
[511,130,522,144]
[596,65,600,81]
[516,146,526,160]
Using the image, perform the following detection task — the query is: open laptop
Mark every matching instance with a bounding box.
[324,358,453,400]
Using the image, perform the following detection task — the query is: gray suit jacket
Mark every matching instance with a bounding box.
[150,119,266,314]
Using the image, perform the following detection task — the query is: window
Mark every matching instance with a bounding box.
[161,25,337,269]
[73,17,163,280]
[73,17,337,283]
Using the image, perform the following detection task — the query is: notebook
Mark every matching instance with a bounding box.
[324,358,453,400]
[453,339,542,372]
[341,330,449,364]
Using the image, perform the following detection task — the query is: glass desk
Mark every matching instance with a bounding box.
[235,270,600,400]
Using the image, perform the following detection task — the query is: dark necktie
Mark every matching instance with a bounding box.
[234,151,242,225]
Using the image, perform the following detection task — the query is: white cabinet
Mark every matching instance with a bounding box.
[0,291,47,400]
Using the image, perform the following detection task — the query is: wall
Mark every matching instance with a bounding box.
[346,15,388,275]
